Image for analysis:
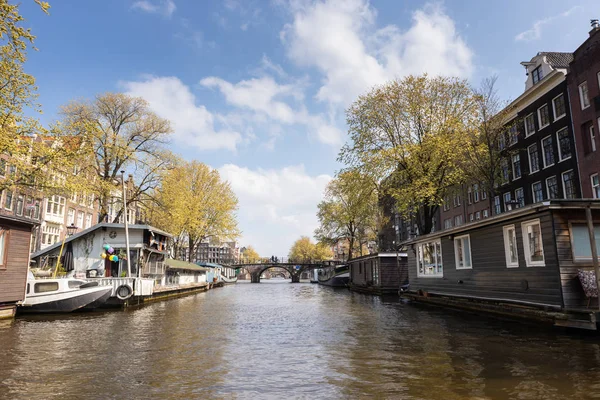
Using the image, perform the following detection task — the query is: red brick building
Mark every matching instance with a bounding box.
[567,22,600,199]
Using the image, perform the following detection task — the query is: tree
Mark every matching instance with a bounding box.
[149,160,240,262]
[60,93,173,222]
[315,170,378,260]
[339,75,478,235]
[462,76,517,211]
[288,236,332,263]
[0,1,79,194]
[241,246,260,263]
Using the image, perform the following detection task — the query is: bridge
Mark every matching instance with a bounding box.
[233,261,343,283]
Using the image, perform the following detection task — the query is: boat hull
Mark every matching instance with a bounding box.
[318,272,350,287]
[221,276,238,284]
[19,286,113,313]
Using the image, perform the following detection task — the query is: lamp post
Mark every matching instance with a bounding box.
[54,223,78,278]
[121,171,132,278]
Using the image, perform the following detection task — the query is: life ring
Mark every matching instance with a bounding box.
[115,284,133,300]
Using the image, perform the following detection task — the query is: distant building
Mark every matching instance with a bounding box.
[190,241,239,265]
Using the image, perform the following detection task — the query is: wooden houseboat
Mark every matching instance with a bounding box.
[402,200,600,330]
[348,252,408,295]
[0,215,38,319]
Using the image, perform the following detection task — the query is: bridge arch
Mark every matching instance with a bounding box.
[235,262,329,283]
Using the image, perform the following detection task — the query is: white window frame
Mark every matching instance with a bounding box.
[537,103,550,130]
[522,219,545,267]
[552,93,566,121]
[546,176,559,200]
[475,211,481,220]
[483,209,489,218]
[541,135,554,168]
[562,169,576,199]
[503,192,512,211]
[494,196,501,215]
[454,234,473,270]
[515,187,524,208]
[528,143,540,173]
[590,125,597,153]
[503,224,519,268]
[512,154,521,180]
[508,123,518,146]
[473,184,480,202]
[592,173,600,199]
[556,127,571,161]
[524,113,536,137]
[416,240,443,278]
[0,228,7,269]
[532,181,544,203]
[469,213,474,222]
[579,81,590,110]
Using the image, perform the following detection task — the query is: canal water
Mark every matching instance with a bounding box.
[2,281,600,399]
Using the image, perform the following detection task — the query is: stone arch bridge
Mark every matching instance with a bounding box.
[234,261,342,283]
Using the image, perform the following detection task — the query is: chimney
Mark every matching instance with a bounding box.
[591,19,600,36]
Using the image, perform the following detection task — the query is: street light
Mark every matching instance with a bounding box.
[66,223,78,237]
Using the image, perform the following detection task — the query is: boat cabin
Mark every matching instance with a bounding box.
[348,252,408,295]
[0,215,38,319]
[164,258,208,286]
[402,200,600,329]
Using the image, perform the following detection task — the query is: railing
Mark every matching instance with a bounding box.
[89,277,137,297]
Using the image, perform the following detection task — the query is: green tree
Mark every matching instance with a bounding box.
[149,160,240,262]
[315,170,378,260]
[242,246,260,263]
[339,75,478,235]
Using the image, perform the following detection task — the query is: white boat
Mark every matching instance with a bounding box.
[221,275,238,284]
[310,269,319,284]
[19,272,112,313]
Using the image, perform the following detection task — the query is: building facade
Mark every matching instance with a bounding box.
[567,23,600,199]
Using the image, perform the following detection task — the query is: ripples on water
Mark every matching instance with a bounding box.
[2,281,600,399]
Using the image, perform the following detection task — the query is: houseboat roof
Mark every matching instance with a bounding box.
[165,258,209,272]
[196,262,228,269]
[402,199,600,245]
[30,222,173,258]
[348,252,408,262]
[0,214,40,227]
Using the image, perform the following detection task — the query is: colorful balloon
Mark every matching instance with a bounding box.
[101,252,107,259]
[103,244,110,251]
[107,247,115,254]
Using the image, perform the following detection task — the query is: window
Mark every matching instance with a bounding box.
[532,66,543,84]
[0,159,5,176]
[77,211,84,228]
[501,159,510,184]
[532,181,544,203]
[570,224,600,262]
[590,125,597,153]
[557,128,571,161]
[34,282,59,293]
[468,186,473,204]
[546,176,559,199]
[475,211,481,220]
[473,184,480,202]
[453,194,461,207]
[454,215,463,227]
[417,240,443,277]
[443,196,450,211]
[522,219,545,267]
[482,190,487,200]
[67,208,75,225]
[503,192,512,211]
[552,94,566,120]
[541,136,554,168]
[515,187,525,208]
[47,195,66,217]
[0,229,7,268]
[494,196,501,215]
[579,81,590,109]
[483,209,489,218]
[444,219,452,230]
[562,170,576,199]
[503,225,519,268]
[469,213,474,222]
[524,114,536,137]
[15,195,23,216]
[454,235,472,270]
[592,174,600,199]
[537,104,550,129]
[4,191,13,210]
[498,133,506,151]
[508,124,518,146]
[512,154,521,180]
[528,143,540,173]
[85,213,93,229]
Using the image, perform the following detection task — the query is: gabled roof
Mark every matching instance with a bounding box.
[538,52,573,68]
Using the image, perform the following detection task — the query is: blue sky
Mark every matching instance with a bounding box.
[20,0,599,256]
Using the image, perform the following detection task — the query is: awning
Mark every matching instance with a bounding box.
[165,258,209,272]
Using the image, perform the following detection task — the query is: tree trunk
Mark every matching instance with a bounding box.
[347,235,354,261]
[188,236,195,263]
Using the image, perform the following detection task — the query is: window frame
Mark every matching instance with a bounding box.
[508,123,519,146]
[512,154,521,180]
[528,143,540,174]
[532,66,543,84]
[503,224,519,268]
[515,187,525,208]
[569,221,600,262]
[590,124,597,153]
[503,192,512,211]
[416,240,443,278]
[592,173,600,199]
[546,176,559,200]
[541,135,554,168]
[562,169,576,199]
[521,219,545,267]
[532,181,544,203]
[579,81,590,110]
[537,103,550,129]
[524,113,536,137]
[552,94,566,121]
[454,234,473,270]
[556,127,572,162]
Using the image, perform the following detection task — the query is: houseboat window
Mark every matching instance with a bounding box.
[26,283,30,294]
[503,225,519,268]
[374,259,379,285]
[0,228,6,268]
[522,220,545,267]
[417,240,443,277]
[570,224,600,262]
[34,282,59,293]
[454,235,472,270]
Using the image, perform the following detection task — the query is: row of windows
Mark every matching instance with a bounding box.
[577,72,600,111]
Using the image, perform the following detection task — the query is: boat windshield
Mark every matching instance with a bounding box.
[34,282,59,293]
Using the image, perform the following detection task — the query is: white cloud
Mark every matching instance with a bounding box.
[281,0,473,107]
[218,164,331,256]
[515,6,581,42]
[131,0,176,17]
[121,76,243,152]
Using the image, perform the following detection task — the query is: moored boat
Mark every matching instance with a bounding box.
[310,269,319,284]
[19,272,112,313]
[318,264,349,287]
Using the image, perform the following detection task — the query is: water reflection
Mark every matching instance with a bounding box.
[2,281,600,399]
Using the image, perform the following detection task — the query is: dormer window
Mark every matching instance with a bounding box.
[532,66,543,84]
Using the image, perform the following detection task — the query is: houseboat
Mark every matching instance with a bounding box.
[348,252,408,295]
[402,200,600,330]
[318,263,350,287]
[0,215,39,319]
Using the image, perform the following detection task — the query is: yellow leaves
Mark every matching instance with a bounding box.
[242,246,261,263]
[288,236,332,263]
